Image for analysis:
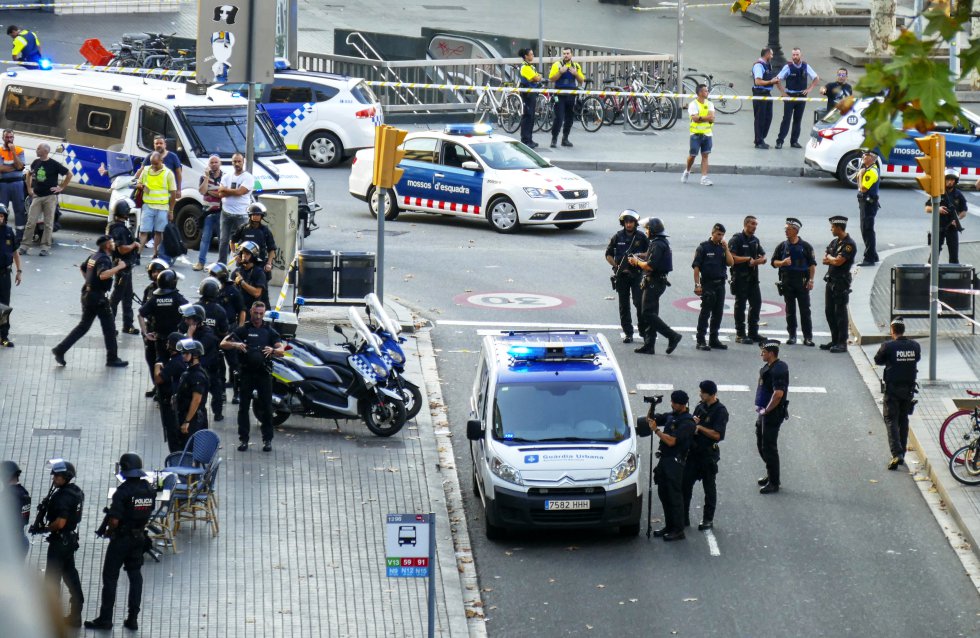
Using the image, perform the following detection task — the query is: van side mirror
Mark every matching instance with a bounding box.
[635,417,652,437]
[333,325,344,335]
[466,419,484,441]
[461,160,482,171]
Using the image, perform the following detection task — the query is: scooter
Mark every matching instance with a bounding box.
[262,307,408,437]
[363,293,423,420]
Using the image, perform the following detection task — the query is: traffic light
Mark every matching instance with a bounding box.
[373,125,408,189]
[730,0,753,13]
[914,133,946,197]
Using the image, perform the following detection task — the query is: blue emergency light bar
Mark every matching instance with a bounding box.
[507,342,601,362]
[274,57,291,71]
[445,123,493,136]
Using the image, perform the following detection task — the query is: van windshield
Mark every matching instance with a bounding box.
[178,107,285,158]
[492,381,629,443]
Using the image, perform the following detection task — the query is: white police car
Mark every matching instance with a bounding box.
[805,98,980,185]
[466,331,648,539]
[348,124,598,233]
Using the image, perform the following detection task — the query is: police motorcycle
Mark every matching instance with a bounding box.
[262,306,408,437]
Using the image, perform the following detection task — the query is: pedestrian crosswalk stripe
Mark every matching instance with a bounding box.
[635,383,826,393]
[636,383,674,391]
[790,386,828,393]
[716,385,751,392]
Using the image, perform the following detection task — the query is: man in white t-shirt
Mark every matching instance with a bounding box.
[217,152,252,264]
[682,84,715,187]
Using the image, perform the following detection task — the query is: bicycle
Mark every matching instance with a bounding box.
[938,390,980,459]
[574,79,605,133]
[949,430,980,485]
[474,68,523,134]
[681,68,742,115]
[597,69,650,131]
[637,71,678,131]
[534,84,555,133]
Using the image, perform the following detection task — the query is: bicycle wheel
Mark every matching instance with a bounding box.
[646,96,673,131]
[625,96,651,131]
[498,93,523,134]
[474,92,492,123]
[709,82,743,115]
[939,409,978,459]
[601,96,618,125]
[949,443,980,485]
[579,96,604,132]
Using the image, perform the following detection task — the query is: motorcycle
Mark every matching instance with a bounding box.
[261,307,408,437]
[363,293,423,420]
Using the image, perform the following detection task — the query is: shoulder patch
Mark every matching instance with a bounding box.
[845,245,854,252]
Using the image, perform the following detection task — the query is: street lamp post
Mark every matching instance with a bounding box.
[768,0,786,68]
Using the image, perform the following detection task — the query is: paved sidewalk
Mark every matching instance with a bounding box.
[1,239,471,637]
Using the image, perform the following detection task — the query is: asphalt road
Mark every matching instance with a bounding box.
[304,167,980,637]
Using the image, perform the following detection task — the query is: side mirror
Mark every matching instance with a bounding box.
[461,160,482,172]
[333,325,345,336]
[635,417,652,437]
[974,126,980,136]
[466,419,484,441]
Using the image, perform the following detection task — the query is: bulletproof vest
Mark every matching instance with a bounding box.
[784,62,808,93]
[730,232,761,277]
[152,292,185,334]
[53,483,84,533]
[0,225,16,269]
[659,412,694,459]
[199,300,226,333]
[110,221,135,264]
[119,480,155,531]
[696,240,728,280]
[613,229,645,263]
[218,283,239,318]
[752,58,773,91]
[196,326,220,367]
[883,339,919,386]
[519,62,541,88]
[176,364,210,412]
[237,225,271,260]
[649,236,673,274]
[553,62,580,89]
[84,253,113,294]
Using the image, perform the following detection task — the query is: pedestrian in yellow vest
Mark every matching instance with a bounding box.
[682,84,715,187]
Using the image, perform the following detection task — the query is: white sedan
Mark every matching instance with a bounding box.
[349,124,598,233]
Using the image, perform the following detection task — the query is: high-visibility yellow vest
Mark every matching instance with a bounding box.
[689,99,713,135]
[140,167,175,207]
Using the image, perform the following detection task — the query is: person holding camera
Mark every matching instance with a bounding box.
[682,381,728,530]
[874,317,921,471]
[756,340,789,494]
[647,390,696,541]
[548,48,585,148]
[605,210,649,344]
[770,218,816,346]
[728,215,767,345]
[692,223,734,351]
[34,460,85,627]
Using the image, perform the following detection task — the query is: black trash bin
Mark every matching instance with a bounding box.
[297,250,336,302]
[337,252,376,302]
[938,264,975,313]
[892,264,930,314]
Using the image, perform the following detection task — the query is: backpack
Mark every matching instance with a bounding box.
[163,222,187,257]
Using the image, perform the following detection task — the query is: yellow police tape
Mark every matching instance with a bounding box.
[0,0,186,7]
[632,2,735,10]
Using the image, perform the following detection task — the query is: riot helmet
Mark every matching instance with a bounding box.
[247,202,267,217]
[238,240,259,257]
[146,258,170,277]
[0,460,21,481]
[154,269,178,295]
[179,303,206,323]
[618,209,640,226]
[118,453,145,478]
[199,276,221,300]
[206,262,230,282]
[112,198,135,219]
[945,168,960,183]
[176,338,205,357]
[645,217,666,236]
[50,459,76,481]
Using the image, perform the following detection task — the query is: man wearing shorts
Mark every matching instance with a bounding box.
[136,151,176,260]
[682,84,715,187]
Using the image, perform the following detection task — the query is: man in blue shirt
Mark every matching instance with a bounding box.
[751,47,779,149]
[770,217,817,346]
[774,48,820,149]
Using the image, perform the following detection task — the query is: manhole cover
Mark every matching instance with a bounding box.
[33,428,82,438]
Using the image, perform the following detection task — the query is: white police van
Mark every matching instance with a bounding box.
[0,68,317,245]
[466,330,648,539]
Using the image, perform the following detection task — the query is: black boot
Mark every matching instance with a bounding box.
[84,616,113,630]
[124,614,139,631]
[634,342,655,354]
[561,137,573,147]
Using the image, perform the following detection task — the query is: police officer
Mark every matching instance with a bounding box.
[198,277,230,420]
[682,380,728,530]
[692,223,734,351]
[770,218,817,346]
[728,215,767,344]
[233,241,270,310]
[208,261,246,404]
[857,150,881,266]
[173,338,210,451]
[0,205,23,348]
[230,202,277,275]
[138,268,188,362]
[107,199,142,335]
[39,460,85,627]
[517,47,543,148]
[628,218,683,356]
[925,168,968,264]
[822,215,856,353]
[52,235,129,367]
[548,48,585,148]
[155,332,187,452]
[221,301,285,452]
[874,317,921,470]
[647,390,695,541]
[605,210,649,344]
[140,258,171,397]
[751,47,778,149]
[1,460,30,558]
[6,25,42,65]
[85,453,155,631]
[756,340,789,494]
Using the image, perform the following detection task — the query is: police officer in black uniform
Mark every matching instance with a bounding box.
[925,168,968,264]
[52,235,129,367]
[173,338,210,451]
[222,301,285,452]
[37,459,85,627]
[198,277,230,420]
[233,241,270,310]
[0,205,23,347]
[647,390,695,541]
[756,340,789,494]
[140,258,171,397]
[208,261,246,404]
[770,218,817,346]
[682,380,728,530]
[628,218,683,356]
[2,460,30,558]
[230,202,277,274]
[822,215,856,353]
[605,210,649,344]
[85,453,155,631]
[155,332,187,452]
[874,317,921,470]
[692,223,734,351]
[139,268,188,362]
[107,199,142,335]
[729,215,767,344]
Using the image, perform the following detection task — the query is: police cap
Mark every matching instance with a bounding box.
[118,453,145,479]
[786,217,802,230]
[670,389,689,405]
[829,216,848,228]
[762,339,780,353]
[0,460,21,481]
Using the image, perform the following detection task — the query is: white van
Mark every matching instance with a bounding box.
[466,331,649,540]
[0,68,318,244]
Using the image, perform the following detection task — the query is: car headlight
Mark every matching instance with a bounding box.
[490,456,524,485]
[523,187,558,199]
[610,452,638,483]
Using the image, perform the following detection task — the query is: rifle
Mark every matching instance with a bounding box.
[95,507,112,539]
[27,484,56,535]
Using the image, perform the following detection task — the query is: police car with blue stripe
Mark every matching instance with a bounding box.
[466,331,647,539]
[805,98,980,185]
[348,124,597,233]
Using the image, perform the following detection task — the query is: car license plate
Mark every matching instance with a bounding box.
[545,499,589,511]
[567,202,587,210]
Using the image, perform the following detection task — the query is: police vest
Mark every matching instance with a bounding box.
[109,221,136,265]
[752,59,773,93]
[694,240,727,280]
[689,100,713,135]
[0,225,16,270]
[863,166,880,199]
[84,253,113,294]
[117,481,155,531]
[550,61,582,89]
[52,483,84,533]
[784,62,808,93]
[648,237,673,274]
[882,338,919,387]
[13,31,41,63]
[729,232,762,280]
[519,62,541,89]
[612,229,647,263]
[778,240,812,274]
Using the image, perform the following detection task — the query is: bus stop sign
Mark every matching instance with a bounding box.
[385,513,431,577]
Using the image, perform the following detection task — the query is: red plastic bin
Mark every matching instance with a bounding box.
[80,39,114,67]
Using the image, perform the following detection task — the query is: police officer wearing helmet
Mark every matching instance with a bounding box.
[756,340,789,494]
[925,168,968,264]
[874,317,921,470]
[179,304,219,422]
[140,258,171,396]
[231,202,277,274]
[728,215,767,344]
[107,198,142,336]
[2,459,30,558]
[86,453,155,631]
[52,235,129,367]
[628,217,683,355]
[138,267,188,362]
[605,210,649,343]
[155,332,187,452]
[198,277,230,419]
[39,459,86,627]
[770,218,817,345]
[646,389,696,542]
[233,240,269,309]
[682,380,728,531]
[692,223,734,351]
[173,338,210,451]
[208,261,246,404]
[821,216,856,353]
[856,150,881,266]
[0,204,23,348]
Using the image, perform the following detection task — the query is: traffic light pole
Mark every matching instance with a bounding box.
[929,192,941,380]
[377,188,385,303]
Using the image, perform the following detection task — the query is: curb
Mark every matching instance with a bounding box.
[550,159,819,177]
